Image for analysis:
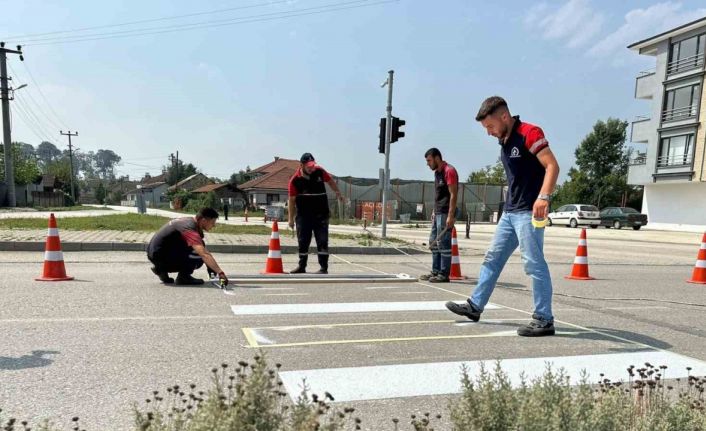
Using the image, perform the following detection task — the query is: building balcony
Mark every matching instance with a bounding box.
[634,69,656,99]
[667,53,705,77]
[627,162,650,185]
[630,116,652,143]
[661,105,699,124]
[657,153,693,168]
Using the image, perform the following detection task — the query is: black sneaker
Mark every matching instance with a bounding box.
[315,268,328,275]
[151,266,174,284]
[175,274,205,286]
[517,315,555,337]
[289,266,306,274]
[429,274,450,283]
[419,272,438,281]
[445,300,481,322]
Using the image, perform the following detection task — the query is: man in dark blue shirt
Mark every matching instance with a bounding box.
[446,96,560,337]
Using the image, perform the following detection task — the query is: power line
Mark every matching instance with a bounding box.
[1,0,292,40]
[12,95,61,141]
[8,63,65,132]
[11,96,59,143]
[8,102,50,143]
[21,62,70,130]
[18,0,395,46]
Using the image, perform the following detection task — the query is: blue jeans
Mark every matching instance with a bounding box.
[430,213,453,276]
[470,211,554,322]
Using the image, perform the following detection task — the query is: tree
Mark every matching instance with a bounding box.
[166,160,198,185]
[36,141,61,169]
[95,182,107,204]
[553,118,642,209]
[468,159,506,185]
[230,166,256,185]
[75,150,97,179]
[0,142,42,185]
[94,149,121,180]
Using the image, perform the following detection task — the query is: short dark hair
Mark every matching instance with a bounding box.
[197,207,219,220]
[424,148,442,159]
[475,96,508,121]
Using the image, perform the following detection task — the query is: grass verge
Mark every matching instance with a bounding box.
[0,214,407,245]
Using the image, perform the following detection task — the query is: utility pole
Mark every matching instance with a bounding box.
[380,70,394,238]
[0,42,24,207]
[60,130,78,203]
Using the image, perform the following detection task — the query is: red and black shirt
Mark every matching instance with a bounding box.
[147,217,204,258]
[288,166,332,218]
[500,116,549,212]
[434,162,459,214]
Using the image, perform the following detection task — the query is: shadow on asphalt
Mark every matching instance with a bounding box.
[568,326,672,351]
[0,350,60,370]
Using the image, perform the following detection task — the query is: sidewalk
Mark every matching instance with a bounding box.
[0,228,426,255]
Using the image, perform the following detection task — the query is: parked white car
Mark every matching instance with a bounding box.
[547,204,600,228]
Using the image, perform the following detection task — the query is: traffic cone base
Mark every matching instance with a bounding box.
[262,220,285,274]
[565,229,594,281]
[686,233,706,284]
[36,214,74,281]
[449,227,466,280]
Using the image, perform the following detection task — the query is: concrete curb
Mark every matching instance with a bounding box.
[0,241,427,255]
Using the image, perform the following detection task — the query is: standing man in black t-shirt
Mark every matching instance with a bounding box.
[287,153,344,274]
[420,148,459,283]
[445,96,560,337]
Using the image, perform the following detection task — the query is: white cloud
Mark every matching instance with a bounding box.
[526,0,605,48]
[588,2,706,58]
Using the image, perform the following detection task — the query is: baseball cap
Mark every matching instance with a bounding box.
[300,153,316,168]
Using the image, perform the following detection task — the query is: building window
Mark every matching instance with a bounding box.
[668,33,706,75]
[662,84,700,122]
[658,134,694,167]
[266,194,280,205]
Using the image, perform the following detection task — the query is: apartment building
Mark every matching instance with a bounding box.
[628,17,706,231]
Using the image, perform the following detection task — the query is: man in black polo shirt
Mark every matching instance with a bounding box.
[420,148,459,283]
[446,96,560,337]
[287,153,344,274]
[147,207,229,286]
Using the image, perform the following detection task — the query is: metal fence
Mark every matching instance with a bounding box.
[327,178,504,223]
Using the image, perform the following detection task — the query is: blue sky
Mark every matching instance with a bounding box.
[2,0,705,182]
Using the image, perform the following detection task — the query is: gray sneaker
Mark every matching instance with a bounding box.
[429,274,450,283]
[419,272,438,281]
[517,315,555,337]
[445,300,481,322]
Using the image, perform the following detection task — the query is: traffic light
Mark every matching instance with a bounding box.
[378,117,386,154]
[391,116,405,142]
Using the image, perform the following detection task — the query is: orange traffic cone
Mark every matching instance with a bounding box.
[36,214,74,281]
[449,227,466,280]
[687,232,706,285]
[262,220,285,274]
[565,228,595,281]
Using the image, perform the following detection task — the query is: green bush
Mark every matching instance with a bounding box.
[184,191,221,214]
[3,358,705,430]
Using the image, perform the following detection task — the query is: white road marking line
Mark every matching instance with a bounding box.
[231,301,501,316]
[366,286,413,290]
[0,315,233,323]
[250,329,274,345]
[264,293,310,297]
[279,351,706,403]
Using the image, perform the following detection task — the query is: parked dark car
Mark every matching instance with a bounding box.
[599,207,648,230]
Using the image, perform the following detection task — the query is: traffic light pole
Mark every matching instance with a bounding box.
[381,70,393,238]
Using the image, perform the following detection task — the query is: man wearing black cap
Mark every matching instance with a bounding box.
[287,153,344,274]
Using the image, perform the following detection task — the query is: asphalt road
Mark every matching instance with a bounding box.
[1,237,705,429]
